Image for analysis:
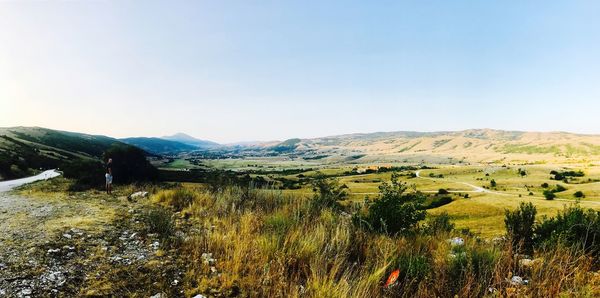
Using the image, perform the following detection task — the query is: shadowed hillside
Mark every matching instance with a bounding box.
[0,127,157,182]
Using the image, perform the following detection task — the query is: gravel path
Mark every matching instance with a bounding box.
[0,170,61,192]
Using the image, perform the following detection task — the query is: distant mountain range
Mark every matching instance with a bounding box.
[161,133,220,148]
[3,127,600,181]
[120,137,199,155]
[120,133,220,155]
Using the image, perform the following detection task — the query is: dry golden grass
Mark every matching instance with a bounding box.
[147,186,600,297]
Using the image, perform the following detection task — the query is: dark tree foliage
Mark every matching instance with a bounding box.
[535,205,600,259]
[543,190,556,200]
[505,202,537,254]
[103,144,159,184]
[62,159,105,191]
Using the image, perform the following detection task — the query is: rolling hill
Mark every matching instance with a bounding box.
[0,127,135,180]
[268,129,600,164]
[120,137,198,155]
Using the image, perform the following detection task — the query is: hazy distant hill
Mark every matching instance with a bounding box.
[0,127,130,180]
[285,129,600,164]
[161,133,220,148]
[121,137,197,155]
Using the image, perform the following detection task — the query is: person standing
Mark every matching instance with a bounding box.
[105,158,113,194]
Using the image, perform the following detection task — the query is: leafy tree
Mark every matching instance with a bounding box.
[541,182,549,188]
[490,179,497,188]
[574,191,585,198]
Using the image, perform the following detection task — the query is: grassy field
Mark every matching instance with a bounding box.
[3,164,600,296]
[201,158,600,237]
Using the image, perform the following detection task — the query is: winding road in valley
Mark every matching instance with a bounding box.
[414,170,600,206]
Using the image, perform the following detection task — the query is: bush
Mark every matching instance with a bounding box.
[310,173,348,211]
[541,182,549,188]
[438,188,449,195]
[424,212,454,235]
[359,173,426,235]
[543,190,556,200]
[535,205,600,259]
[553,184,567,193]
[143,207,175,244]
[574,191,585,198]
[423,196,453,209]
[490,179,496,187]
[505,202,537,254]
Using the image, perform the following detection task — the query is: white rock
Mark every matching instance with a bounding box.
[130,191,149,199]
[192,295,206,298]
[62,233,72,239]
[149,293,165,298]
[21,288,32,295]
[47,248,61,254]
[449,237,464,246]
[510,275,525,286]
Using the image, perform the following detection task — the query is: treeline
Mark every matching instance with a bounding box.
[63,144,158,190]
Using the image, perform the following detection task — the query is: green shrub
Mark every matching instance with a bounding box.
[574,191,585,198]
[543,190,556,200]
[62,159,104,191]
[310,173,348,211]
[490,179,497,187]
[541,182,549,188]
[423,196,453,209]
[535,205,600,259]
[424,212,455,235]
[553,184,567,193]
[360,173,426,235]
[505,202,537,254]
[438,188,449,195]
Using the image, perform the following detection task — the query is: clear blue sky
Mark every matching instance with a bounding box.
[1,1,599,143]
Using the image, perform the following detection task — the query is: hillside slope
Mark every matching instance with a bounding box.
[0,127,124,180]
[287,129,600,164]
